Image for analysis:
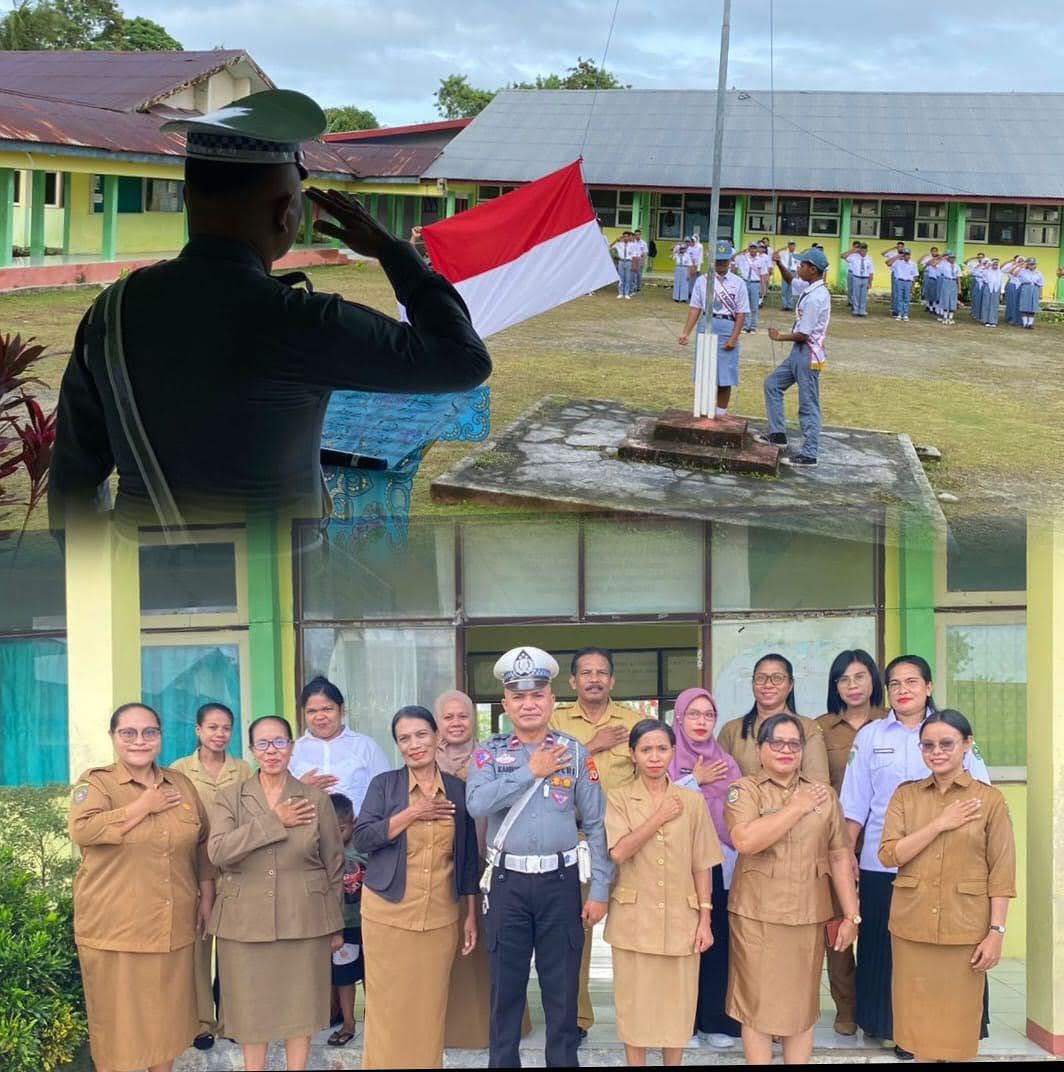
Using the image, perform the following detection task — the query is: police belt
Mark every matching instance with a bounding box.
[499,848,579,874]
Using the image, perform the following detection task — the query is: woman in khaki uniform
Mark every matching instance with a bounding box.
[717,653,830,784]
[208,715,344,1072]
[69,702,215,1072]
[879,709,1016,1062]
[725,713,860,1065]
[354,705,479,1069]
[170,701,252,1050]
[605,719,721,1066]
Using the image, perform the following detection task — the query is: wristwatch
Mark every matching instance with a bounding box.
[989,924,1006,935]
[850,914,862,925]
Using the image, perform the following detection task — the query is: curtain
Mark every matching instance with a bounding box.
[0,638,69,786]
[141,644,242,766]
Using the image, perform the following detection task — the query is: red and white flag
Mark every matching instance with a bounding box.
[421,160,618,338]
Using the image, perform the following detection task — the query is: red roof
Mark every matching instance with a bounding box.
[327,143,442,178]
[0,49,270,112]
[323,118,470,142]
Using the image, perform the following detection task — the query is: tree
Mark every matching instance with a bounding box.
[0,0,182,51]
[511,57,628,91]
[323,105,379,134]
[433,73,496,119]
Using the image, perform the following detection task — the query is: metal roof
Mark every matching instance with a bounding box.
[328,143,442,178]
[0,50,269,112]
[323,119,470,143]
[424,89,1064,200]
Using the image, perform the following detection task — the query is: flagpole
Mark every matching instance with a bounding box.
[707,0,730,253]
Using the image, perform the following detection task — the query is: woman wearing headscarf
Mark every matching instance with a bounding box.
[668,688,743,1051]
[354,705,479,1068]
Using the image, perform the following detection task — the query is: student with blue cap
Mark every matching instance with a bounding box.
[677,240,749,419]
[763,247,832,467]
[50,89,491,529]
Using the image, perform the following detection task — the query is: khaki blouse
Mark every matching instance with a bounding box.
[550,700,641,793]
[604,780,722,956]
[171,750,253,811]
[879,771,1016,944]
[814,709,886,795]
[69,762,215,953]
[725,772,848,926]
[361,768,459,932]
[208,772,344,942]
[718,714,830,785]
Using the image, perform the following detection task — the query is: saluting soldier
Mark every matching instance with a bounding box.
[49,89,491,530]
[550,646,640,1039]
[467,647,613,1068]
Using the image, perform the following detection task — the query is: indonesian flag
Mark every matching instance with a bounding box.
[421,160,618,338]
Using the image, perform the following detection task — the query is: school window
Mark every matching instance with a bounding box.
[811,198,840,216]
[915,220,947,241]
[810,216,839,236]
[851,199,879,237]
[44,172,63,208]
[145,178,183,213]
[917,201,947,220]
[966,221,989,243]
[91,175,145,213]
[680,194,735,241]
[1025,205,1059,246]
[420,196,442,226]
[589,189,618,227]
[657,193,684,239]
[11,170,20,205]
[475,185,516,202]
[777,197,810,236]
[914,201,947,241]
[880,200,915,240]
[989,203,1026,245]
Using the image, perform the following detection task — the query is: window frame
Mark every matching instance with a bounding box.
[145,178,183,213]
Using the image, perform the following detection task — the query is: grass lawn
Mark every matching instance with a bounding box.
[3,260,1062,528]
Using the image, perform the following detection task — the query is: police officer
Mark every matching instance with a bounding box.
[467,646,612,1068]
[49,89,491,530]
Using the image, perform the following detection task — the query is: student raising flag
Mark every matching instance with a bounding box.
[420,161,619,338]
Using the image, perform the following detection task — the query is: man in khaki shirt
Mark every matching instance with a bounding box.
[550,646,641,1036]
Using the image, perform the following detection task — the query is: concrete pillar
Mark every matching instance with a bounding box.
[1024,515,1064,1055]
[838,198,853,290]
[0,168,14,267]
[61,172,73,254]
[445,190,457,219]
[63,517,141,778]
[731,194,744,252]
[948,202,967,262]
[29,170,46,257]
[246,512,286,718]
[897,506,936,664]
[101,175,119,261]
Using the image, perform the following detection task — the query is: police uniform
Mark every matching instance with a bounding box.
[69,761,215,1072]
[717,713,830,784]
[605,779,722,1048]
[550,694,640,1032]
[170,749,253,1038]
[879,773,1016,1060]
[466,647,613,1067]
[839,709,991,1041]
[724,772,850,1036]
[49,89,491,528]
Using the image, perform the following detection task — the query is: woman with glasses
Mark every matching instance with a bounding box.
[667,688,743,1051]
[354,705,479,1069]
[69,703,215,1072]
[725,714,860,1065]
[879,710,1016,1061]
[815,650,885,1036]
[208,716,345,1072]
[171,702,253,1051]
[840,655,991,1058]
[717,653,830,784]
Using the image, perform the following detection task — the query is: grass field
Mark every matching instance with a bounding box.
[3,260,1062,526]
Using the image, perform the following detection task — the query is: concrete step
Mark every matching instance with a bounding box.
[618,419,781,476]
[651,410,749,449]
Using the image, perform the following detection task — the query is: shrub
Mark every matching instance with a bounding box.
[0,785,78,899]
[0,849,87,1072]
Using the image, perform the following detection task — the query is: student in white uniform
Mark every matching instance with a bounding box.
[889,249,918,321]
[672,239,692,303]
[1017,257,1045,329]
[735,243,762,331]
[842,241,863,309]
[881,241,905,313]
[936,251,963,325]
[756,240,773,307]
[849,243,874,317]
[632,229,648,293]
[612,231,637,300]
[777,241,800,310]
[677,240,749,419]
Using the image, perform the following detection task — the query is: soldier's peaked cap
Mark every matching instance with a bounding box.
[494,647,559,691]
[161,89,327,179]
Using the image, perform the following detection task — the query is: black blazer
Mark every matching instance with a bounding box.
[352,767,478,904]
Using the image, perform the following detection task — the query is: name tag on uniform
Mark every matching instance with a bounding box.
[873,747,894,754]
[496,753,516,766]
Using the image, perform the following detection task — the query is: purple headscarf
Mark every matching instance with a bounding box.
[668,687,741,849]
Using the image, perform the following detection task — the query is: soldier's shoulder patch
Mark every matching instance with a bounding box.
[727,786,741,805]
[586,757,600,782]
[72,783,91,804]
[473,748,493,769]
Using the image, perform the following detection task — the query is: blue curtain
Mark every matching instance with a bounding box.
[0,638,69,786]
[141,644,243,766]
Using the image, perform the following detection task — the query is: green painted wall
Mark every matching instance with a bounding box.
[67,171,186,256]
[246,513,285,717]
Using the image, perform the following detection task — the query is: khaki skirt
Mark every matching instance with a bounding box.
[217,935,331,1044]
[362,917,459,1069]
[892,935,985,1060]
[726,914,824,1036]
[613,945,699,1048]
[78,943,197,1071]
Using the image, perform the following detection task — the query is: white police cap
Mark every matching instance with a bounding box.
[493,646,559,691]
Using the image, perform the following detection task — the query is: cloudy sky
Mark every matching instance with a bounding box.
[125,0,1061,126]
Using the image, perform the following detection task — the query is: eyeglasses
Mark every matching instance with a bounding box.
[753,673,789,687]
[919,739,959,754]
[251,738,291,753]
[838,672,870,688]
[887,678,926,692]
[765,738,803,754]
[114,727,161,743]
[685,710,716,722]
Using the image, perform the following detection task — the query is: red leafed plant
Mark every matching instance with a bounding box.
[0,333,55,548]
